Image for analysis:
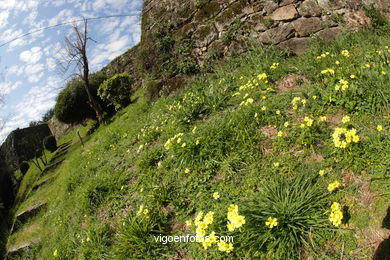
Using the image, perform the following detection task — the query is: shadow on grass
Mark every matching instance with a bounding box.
[373,206,390,260]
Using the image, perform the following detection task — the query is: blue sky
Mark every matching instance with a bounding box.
[0,0,142,141]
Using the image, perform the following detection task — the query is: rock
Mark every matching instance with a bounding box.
[193,24,217,47]
[193,1,222,23]
[297,0,323,17]
[315,27,342,41]
[259,23,295,44]
[292,17,323,36]
[343,10,371,28]
[214,1,247,31]
[279,0,299,6]
[249,13,268,31]
[321,15,339,27]
[270,5,299,21]
[276,74,309,92]
[264,1,279,14]
[278,37,310,55]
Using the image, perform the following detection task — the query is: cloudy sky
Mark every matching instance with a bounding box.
[0,0,142,141]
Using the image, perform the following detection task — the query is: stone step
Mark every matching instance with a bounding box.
[13,202,47,232]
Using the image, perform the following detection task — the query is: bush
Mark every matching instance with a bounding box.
[19,161,30,175]
[98,73,133,110]
[43,135,57,152]
[54,73,110,124]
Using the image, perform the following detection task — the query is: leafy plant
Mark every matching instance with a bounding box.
[239,173,334,259]
[98,73,134,110]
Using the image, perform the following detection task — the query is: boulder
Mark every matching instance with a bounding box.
[292,17,323,36]
[259,23,295,44]
[297,0,323,17]
[270,5,299,21]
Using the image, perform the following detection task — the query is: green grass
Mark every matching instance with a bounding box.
[7,24,390,259]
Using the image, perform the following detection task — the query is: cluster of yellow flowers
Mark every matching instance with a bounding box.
[270,62,279,69]
[327,181,340,192]
[335,79,349,91]
[164,133,184,150]
[341,49,350,57]
[321,68,335,75]
[316,51,331,59]
[329,202,343,227]
[194,211,214,237]
[265,217,278,228]
[291,97,306,110]
[240,97,254,106]
[218,241,234,253]
[304,116,313,127]
[227,204,246,232]
[137,125,161,139]
[332,127,359,148]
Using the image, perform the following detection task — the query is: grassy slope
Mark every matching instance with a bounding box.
[7,27,390,259]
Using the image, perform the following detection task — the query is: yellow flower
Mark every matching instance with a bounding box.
[335,60,340,65]
[261,106,267,111]
[254,112,258,118]
[273,162,280,167]
[185,220,192,227]
[284,121,289,127]
[53,249,58,257]
[377,125,383,131]
[195,139,200,145]
[137,205,144,216]
[319,116,327,122]
[86,237,91,242]
[218,241,234,253]
[319,170,325,176]
[335,85,340,91]
[213,192,220,200]
[184,168,190,174]
[312,95,317,100]
[341,50,350,57]
[331,202,340,211]
[257,73,267,80]
[277,131,283,137]
[341,116,350,123]
[276,110,281,115]
[350,74,356,79]
[143,209,149,215]
[181,143,186,148]
[327,181,340,192]
[300,124,305,128]
[270,62,279,69]
[265,217,278,228]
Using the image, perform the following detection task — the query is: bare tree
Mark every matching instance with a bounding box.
[61,18,104,123]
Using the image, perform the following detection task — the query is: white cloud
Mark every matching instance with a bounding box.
[7,65,24,76]
[0,10,9,28]
[48,8,76,27]
[92,0,129,12]
[19,46,42,64]
[25,63,45,83]
[0,81,22,95]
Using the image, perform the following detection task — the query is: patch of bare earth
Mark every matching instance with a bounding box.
[275,74,309,93]
[346,176,389,258]
[260,125,277,139]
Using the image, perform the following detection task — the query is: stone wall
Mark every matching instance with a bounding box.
[0,124,52,209]
[100,0,389,99]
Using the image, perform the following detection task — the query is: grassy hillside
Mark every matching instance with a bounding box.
[6,26,390,259]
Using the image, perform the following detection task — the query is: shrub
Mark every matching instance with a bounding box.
[19,161,30,175]
[54,73,110,124]
[98,73,133,110]
[43,135,57,152]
